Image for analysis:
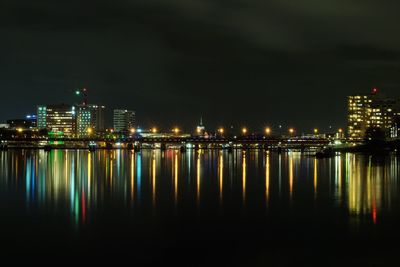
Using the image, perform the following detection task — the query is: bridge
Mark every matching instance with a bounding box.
[0,136,334,151]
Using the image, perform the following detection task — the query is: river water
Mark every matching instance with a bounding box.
[0,149,399,265]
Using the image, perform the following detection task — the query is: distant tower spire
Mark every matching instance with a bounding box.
[196,116,205,135]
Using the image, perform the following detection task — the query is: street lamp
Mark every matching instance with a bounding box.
[289,128,295,135]
[173,127,180,134]
[152,127,157,133]
[242,127,247,135]
[218,127,224,134]
[87,127,93,135]
[314,128,318,134]
[265,127,271,135]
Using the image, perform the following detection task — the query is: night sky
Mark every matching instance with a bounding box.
[2,0,400,132]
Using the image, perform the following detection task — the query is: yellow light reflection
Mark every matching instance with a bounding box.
[196,153,201,207]
[88,152,92,200]
[335,155,342,202]
[346,154,383,224]
[174,152,178,207]
[265,152,270,202]
[110,158,113,189]
[313,158,317,196]
[65,153,68,200]
[152,153,156,207]
[289,153,293,199]
[242,152,246,205]
[131,153,135,203]
[218,152,223,205]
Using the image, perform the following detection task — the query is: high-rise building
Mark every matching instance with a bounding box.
[348,89,398,139]
[113,109,135,132]
[89,105,106,132]
[76,105,106,137]
[37,106,47,129]
[369,97,397,135]
[76,105,92,137]
[347,95,372,139]
[39,104,105,137]
[37,104,76,137]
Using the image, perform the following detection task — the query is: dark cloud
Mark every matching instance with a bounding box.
[1,0,400,131]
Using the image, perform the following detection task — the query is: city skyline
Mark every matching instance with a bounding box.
[5,88,400,134]
[2,1,400,131]
[2,2,400,266]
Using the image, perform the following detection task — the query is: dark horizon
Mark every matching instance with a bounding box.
[2,1,400,131]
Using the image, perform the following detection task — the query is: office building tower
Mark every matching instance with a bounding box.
[113,109,135,132]
[37,104,76,137]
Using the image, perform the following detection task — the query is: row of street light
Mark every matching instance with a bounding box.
[109,127,344,135]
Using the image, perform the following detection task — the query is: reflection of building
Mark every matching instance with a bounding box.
[113,109,135,132]
[347,89,399,139]
[37,104,76,136]
[346,154,384,221]
[7,115,37,129]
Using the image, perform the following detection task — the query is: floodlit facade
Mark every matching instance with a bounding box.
[113,109,135,132]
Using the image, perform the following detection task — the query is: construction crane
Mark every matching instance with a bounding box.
[74,88,88,106]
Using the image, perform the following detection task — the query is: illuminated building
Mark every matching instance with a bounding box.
[89,105,106,132]
[390,113,400,138]
[76,105,92,137]
[196,116,205,136]
[37,104,76,137]
[113,109,135,132]
[347,95,372,139]
[347,89,398,139]
[37,105,47,129]
[369,97,397,137]
[75,105,106,137]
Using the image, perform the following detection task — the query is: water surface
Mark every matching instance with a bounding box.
[1,149,399,265]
